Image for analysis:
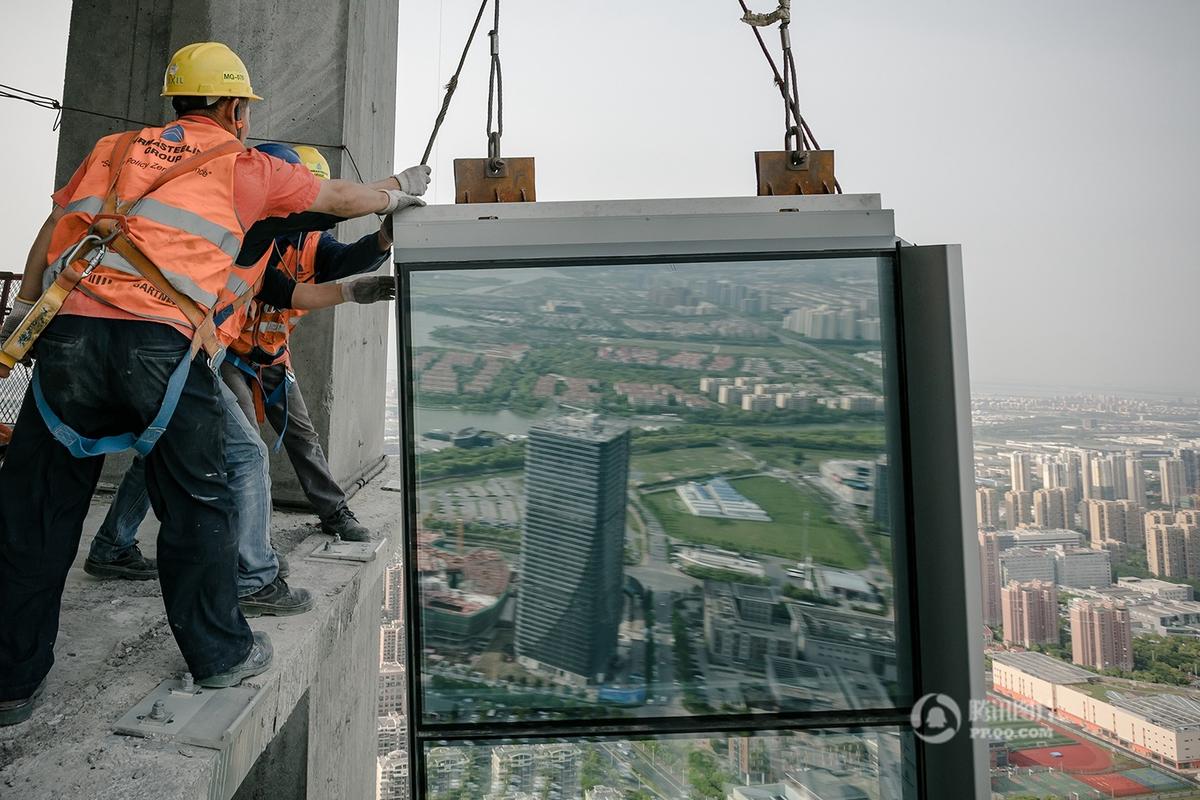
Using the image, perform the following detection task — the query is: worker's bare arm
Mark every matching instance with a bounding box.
[19,206,67,300]
[308,180,390,218]
[290,282,344,311]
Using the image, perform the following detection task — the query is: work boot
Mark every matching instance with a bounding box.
[239,577,313,618]
[83,545,158,581]
[0,679,45,727]
[196,632,274,689]
[275,549,290,579]
[320,507,370,542]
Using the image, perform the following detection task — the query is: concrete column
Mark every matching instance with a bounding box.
[56,0,397,503]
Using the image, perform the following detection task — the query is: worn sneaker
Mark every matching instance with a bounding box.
[83,545,158,581]
[238,577,313,618]
[196,632,274,689]
[320,507,370,542]
[275,549,289,579]
[0,679,46,727]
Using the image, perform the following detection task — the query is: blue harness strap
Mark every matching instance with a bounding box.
[227,352,294,452]
[32,350,193,458]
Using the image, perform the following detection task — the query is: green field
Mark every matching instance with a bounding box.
[643,475,868,568]
[631,446,757,484]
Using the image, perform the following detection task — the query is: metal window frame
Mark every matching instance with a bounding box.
[392,196,981,800]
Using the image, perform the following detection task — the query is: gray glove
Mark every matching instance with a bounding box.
[379,189,426,215]
[394,165,431,196]
[0,298,34,344]
[341,275,396,304]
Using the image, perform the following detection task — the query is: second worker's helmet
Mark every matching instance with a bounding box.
[254,142,302,164]
[293,146,331,181]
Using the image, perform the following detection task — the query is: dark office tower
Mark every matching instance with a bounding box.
[515,416,631,684]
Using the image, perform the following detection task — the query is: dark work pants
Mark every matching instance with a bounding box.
[0,316,253,700]
[220,361,349,521]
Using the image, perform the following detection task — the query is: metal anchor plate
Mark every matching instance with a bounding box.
[112,676,258,749]
[308,535,387,563]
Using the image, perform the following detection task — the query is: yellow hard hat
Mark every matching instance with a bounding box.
[294,146,331,180]
[161,42,262,100]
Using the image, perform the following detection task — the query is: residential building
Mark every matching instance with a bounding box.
[1162,457,1187,507]
[1004,490,1033,528]
[1127,457,1148,508]
[1006,528,1084,548]
[976,487,1001,529]
[979,531,1003,627]
[534,743,583,797]
[1179,448,1200,495]
[491,745,537,795]
[378,663,406,717]
[380,620,403,666]
[1070,600,1133,671]
[1000,580,1059,648]
[1033,488,1067,530]
[1145,511,1200,579]
[1010,452,1032,494]
[427,746,471,796]
[378,749,410,800]
[384,561,404,621]
[1087,499,1144,549]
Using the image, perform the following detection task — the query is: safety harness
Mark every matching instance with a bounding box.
[32,130,255,458]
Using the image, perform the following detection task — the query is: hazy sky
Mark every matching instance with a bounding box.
[4,1,1198,395]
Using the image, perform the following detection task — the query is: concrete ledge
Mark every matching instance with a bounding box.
[0,459,404,800]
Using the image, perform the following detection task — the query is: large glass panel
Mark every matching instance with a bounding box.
[405,257,906,726]
[420,727,914,800]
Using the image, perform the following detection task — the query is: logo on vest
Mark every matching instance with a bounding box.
[161,124,185,144]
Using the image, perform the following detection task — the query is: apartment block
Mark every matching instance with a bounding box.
[1001,580,1059,648]
[977,487,1001,530]
[1070,599,1133,672]
[1004,490,1033,528]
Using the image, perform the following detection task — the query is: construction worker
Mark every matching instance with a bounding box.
[222,142,409,542]
[83,143,409,603]
[0,42,424,725]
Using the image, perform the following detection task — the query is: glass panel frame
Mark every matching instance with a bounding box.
[392,201,979,800]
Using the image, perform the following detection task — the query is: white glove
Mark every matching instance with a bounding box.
[0,298,34,345]
[379,189,426,215]
[394,165,431,196]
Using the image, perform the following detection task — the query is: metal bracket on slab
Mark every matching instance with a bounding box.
[112,674,258,748]
[308,535,387,563]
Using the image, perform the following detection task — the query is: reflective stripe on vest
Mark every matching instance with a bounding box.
[47,119,250,330]
[231,231,321,366]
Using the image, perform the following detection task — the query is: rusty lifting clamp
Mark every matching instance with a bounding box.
[453,0,535,203]
[740,0,838,196]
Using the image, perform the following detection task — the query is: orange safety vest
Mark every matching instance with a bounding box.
[48,118,257,343]
[231,231,320,366]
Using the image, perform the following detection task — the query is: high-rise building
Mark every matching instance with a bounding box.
[515,416,631,684]
[873,457,890,528]
[380,621,403,666]
[1177,448,1200,495]
[976,487,1001,530]
[1040,458,1067,490]
[1010,452,1032,494]
[1078,449,1096,501]
[1033,488,1067,530]
[1004,490,1033,528]
[378,749,410,800]
[534,744,583,797]
[1161,457,1187,507]
[1000,580,1059,648]
[1126,457,1147,508]
[427,746,471,796]
[979,531,1003,628]
[491,745,537,795]
[1070,600,1133,672]
[378,663,406,717]
[384,561,404,621]
[1145,511,1200,579]
[1087,500,1144,549]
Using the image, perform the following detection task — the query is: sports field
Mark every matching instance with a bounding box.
[642,475,868,568]
[630,446,756,484]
